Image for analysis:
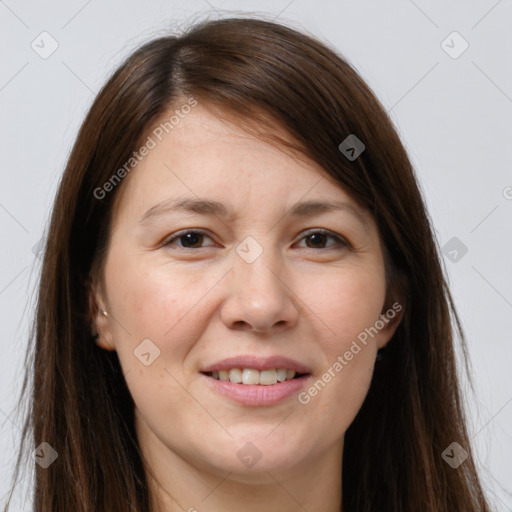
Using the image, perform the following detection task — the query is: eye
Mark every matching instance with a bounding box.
[295,229,348,250]
[163,230,215,250]
[162,228,349,252]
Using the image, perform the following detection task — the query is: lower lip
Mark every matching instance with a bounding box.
[201,373,311,406]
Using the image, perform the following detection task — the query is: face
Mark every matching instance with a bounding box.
[91,101,402,485]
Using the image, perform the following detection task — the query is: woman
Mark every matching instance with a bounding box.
[4,16,492,512]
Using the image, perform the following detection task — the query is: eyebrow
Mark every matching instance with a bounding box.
[138,197,369,229]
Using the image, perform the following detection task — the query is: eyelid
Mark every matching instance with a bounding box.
[162,228,350,251]
[162,229,215,250]
[296,228,350,249]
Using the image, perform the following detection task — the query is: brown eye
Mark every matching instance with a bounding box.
[296,230,348,250]
[164,230,214,250]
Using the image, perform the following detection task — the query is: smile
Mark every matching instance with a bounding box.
[204,368,306,385]
[200,355,312,406]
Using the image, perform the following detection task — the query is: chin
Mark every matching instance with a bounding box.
[230,434,311,477]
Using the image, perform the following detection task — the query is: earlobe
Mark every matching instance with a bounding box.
[375,302,404,351]
[376,264,407,349]
[87,276,116,351]
[376,278,406,350]
[93,308,116,351]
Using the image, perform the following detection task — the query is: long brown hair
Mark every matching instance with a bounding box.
[4,15,492,512]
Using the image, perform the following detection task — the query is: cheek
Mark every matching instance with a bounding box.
[299,266,385,419]
[104,255,221,366]
[103,258,215,430]
[313,265,387,350]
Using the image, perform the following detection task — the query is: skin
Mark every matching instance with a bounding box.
[91,101,403,512]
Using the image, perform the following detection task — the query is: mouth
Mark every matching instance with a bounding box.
[201,368,310,385]
[199,355,312,406]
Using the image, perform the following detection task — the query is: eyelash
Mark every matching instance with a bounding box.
[162,229,349,252]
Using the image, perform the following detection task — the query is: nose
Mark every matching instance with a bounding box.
[220,248,300,334]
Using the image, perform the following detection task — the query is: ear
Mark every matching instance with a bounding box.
[375,271,407,350]
[87,275,115,351]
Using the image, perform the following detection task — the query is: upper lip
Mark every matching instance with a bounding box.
[200,355,311,374]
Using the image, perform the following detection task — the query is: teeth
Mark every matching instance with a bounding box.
[259,369,277,385]
[276,368,287,382]
[209,367,301,384]
[242,368,260,385]
[229,368,242,384]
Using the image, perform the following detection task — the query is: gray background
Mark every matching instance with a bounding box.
[1,0,511,510]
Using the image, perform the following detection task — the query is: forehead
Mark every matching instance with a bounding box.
[110,102,370,227]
